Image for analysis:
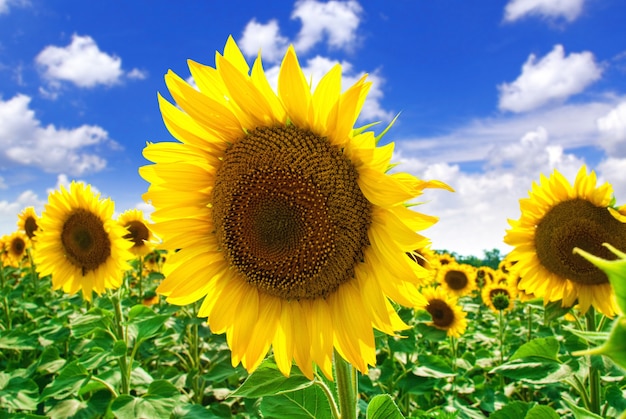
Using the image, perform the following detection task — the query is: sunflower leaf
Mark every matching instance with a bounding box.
[111,380,180,419]
[231,358,313,398]
[366,394,404,419]
[259,384,333,419]
[509,337,560,363]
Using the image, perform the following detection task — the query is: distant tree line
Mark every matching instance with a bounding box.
[434,248,504,270]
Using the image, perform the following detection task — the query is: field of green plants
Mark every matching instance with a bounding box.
[1,248,624,418]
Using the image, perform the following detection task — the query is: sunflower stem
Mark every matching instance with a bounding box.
[526,304,532,343]
[333,351,358,419]
[191,301,204,404]
[585,308,601,415]
[111,290,131,395]
[136,256,143,299]
[314,379,341,419]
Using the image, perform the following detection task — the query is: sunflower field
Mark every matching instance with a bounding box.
[2,37,626,419]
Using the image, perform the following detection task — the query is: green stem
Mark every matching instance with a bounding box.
[0,268,10,330]
[527,304,532,343]
[499,310,505,364]
[90,376,118,398]
[137,256,143,299]
[111,291,130,395]
[191,302,204,404]
[333,351,357,419]
[585,308,601,415]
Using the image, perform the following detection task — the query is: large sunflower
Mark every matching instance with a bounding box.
[504,166,626,317]
[117,209,157,257]
[141,36,450,379]
[34,182,133,301]
[417,286,467,338]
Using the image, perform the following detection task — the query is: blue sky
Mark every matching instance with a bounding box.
[1,0,625,256]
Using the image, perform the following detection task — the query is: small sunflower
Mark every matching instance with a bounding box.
[3,231,29,268]
[17,207,40,241]
[141,37,450,379]
[504,166,626,317]
[482,280,517,312]
[117,209,157,257]
[475,266,496,288]
[34,182,133,301]
[436,262,477,298]
[417,286,467,338]
[435,252,456,267]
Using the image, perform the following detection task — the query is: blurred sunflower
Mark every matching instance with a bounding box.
[418,286,467,338]
[17,207,40,241]
[435,252,456,266]
[504,166,626,317]
[437,262,477,297]
[3,231,29,268]
[141,36,450,379]
[117,209,156,257]
[34,182,133,301]
[482,280,517,312]
[475,266,496,288]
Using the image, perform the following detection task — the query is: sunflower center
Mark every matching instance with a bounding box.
[444,269,468,290]
[61,209,112,275]
[24,217,38,239]
[212,125,371,300]
[124,220,150,248]
[535,198,626,286]
[11,238,25,256]
[427,299,454,328]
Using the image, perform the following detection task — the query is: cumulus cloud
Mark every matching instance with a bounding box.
[0,0,27,15]
[239,19,290,63]
[35,34,145,90]
[504,0,585,22]
[292,0,362,53]
[397,127,587,256]
[0,94,111,175]
[597,101,626,156]
[498,45,602,113]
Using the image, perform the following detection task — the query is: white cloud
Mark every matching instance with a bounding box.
[504,0,585,22]
[239,19,289,63]
[397,98,617,165]
[597,101,626,156]
[0,94,110,175]
[498,45,602,113]
[292,0,363,53]
[35,34,145,91]
[397,127,587,256]
[127,68,148,80]
[0,190,45,236]
[0,0,27,15]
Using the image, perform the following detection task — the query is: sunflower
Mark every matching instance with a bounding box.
[504,166,626,317]
[436,262,477,298]
[482,280,517,312]
[141,36,450,379]
[417,286,467,338]
[475,266,496,288]
[3,231,29,268]
[17,207,40,241]
[34,182,133,301]
[117,209,157,257]
[435,252,456,267]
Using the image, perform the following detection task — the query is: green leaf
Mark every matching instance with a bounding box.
[544,300,572,323]
[0,329,39,350]
[171,403,230,419]
[40,361,91,401]
[37,346,66,375]
[573,317,626,370]
[45,390,112,419]
[259,384,332,419]
[0,373,39,411]
[69,308,113,338]
[605,385,626,413]
[366,394,404,419]
[490,401,531,419]
[490,360,560,381]
[562,397,604,419]
[526,405,560,419]
[231,358,313,398]
[509,337,560,363]
[111,380,181,419]
[127,305,169,343]
[412,354,455,379]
